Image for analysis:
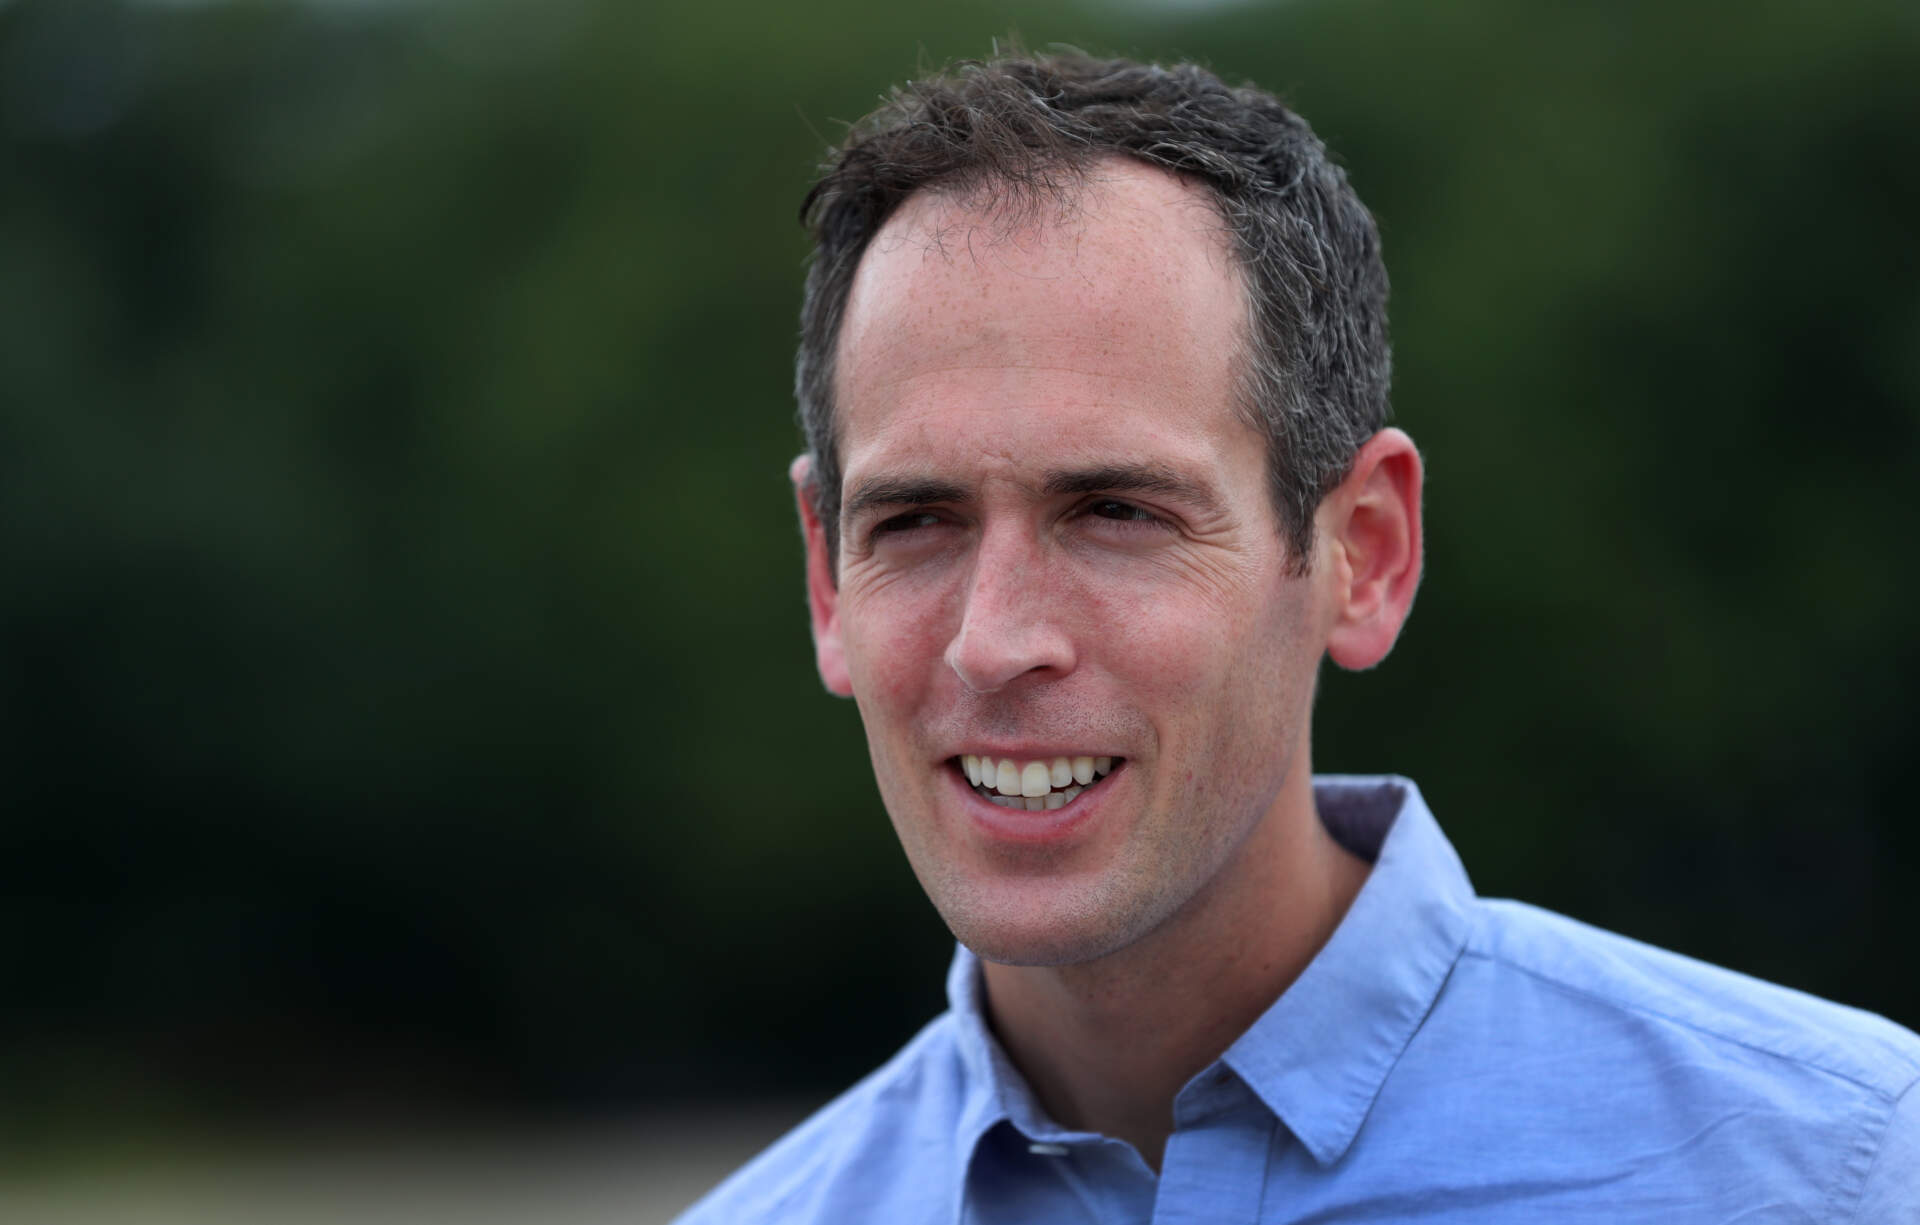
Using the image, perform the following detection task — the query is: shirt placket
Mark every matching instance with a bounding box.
[1151,1066,1275,1225]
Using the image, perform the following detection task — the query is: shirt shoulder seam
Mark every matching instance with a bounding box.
[1457,945,1914,1101]
[1836,1073,1920,1225]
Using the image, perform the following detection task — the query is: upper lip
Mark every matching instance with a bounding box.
[946,748,1122,761]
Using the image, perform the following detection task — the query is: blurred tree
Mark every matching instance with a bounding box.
[0,0,1913,1141]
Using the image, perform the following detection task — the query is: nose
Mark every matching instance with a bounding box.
[943,527,1077,693]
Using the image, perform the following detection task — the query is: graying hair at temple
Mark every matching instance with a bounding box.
[794,47,1394,573]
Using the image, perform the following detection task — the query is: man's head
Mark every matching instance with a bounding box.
[796,49,1393,574]
[791,50,1421,969]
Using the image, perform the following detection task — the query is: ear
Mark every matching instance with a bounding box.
[1321,428,1424,671]
[792,454,854,697]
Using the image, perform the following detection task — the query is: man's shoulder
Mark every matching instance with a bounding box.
[1364,899,1920,1218]
[1462,897,1920,1098]
[673,1011,975,1225]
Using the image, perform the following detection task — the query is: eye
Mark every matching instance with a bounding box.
[1086,499,1160,524]
[871,510,946,537]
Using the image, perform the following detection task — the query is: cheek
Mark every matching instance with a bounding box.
[840,576,960,713]
[1083,567,1275,690]
[1100,576,1315,753]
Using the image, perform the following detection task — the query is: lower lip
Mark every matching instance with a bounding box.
[950,763,1115,846]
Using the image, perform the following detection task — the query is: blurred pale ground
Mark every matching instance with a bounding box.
[0,1102,815,1225]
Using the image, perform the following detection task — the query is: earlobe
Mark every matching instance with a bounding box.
[1323,428,1424,671]
[793,455,855,697]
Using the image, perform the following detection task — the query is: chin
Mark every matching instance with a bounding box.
[936,879,1162,969]
[955,928,1096,969]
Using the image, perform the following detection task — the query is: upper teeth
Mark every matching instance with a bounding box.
[962,754,1114,796]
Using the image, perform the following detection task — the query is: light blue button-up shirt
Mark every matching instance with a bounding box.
[678,776,1920,1223]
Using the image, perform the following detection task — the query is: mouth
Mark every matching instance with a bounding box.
[952,754,1121,811]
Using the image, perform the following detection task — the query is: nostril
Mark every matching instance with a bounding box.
[942,601,1078,695]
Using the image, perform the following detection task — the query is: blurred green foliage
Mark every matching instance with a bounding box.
[2,0,1916,1139]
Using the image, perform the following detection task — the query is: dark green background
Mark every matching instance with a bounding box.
[4,0,1916,1143]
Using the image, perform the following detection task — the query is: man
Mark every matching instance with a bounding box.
[680,49,1918,1223]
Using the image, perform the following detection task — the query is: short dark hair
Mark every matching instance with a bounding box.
[797,48,1391,572]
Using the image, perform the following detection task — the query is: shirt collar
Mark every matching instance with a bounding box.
[945,939,1082,1225]
[947,943,1011,1136]
[943,774,1473,1169]
[946,940,1085,1144]
[1223,774,1473,1165]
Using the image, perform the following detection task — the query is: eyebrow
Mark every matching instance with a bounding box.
[842,477,971,521]
[842,462,1226,521]
[1043,462,1226,517]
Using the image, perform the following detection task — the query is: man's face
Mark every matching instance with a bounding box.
[804,161,1339,967]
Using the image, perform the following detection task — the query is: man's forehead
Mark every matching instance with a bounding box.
[833,369,1267,510]
[832,161,1253,482]
[837,163,1244,379]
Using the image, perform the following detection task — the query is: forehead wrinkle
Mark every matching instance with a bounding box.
[880,361,1190,403]
[844,306,1196,399]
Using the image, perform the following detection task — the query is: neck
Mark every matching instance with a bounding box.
[978,765,1370,1172]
